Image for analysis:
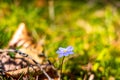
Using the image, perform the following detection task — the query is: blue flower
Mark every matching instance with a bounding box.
[56,46,74,57]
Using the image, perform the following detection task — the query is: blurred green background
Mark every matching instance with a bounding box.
[0,0,120,79]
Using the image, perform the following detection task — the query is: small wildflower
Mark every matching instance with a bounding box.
[56,46,74,57]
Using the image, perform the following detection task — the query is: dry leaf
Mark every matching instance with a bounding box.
[0,23,59,79]
[8,23,44,64]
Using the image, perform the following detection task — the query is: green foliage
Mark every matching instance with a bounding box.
[0,0,120,79]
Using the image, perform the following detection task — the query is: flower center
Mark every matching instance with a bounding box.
[63,49,67,53]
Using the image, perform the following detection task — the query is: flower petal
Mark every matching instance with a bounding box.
[59,53,64,57]
[56,50,61,54]
[68,51,73,54]
[63,52,69,56]
[59,47,65,51]
[66,46,73,51]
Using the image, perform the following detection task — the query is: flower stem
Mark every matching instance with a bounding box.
[60,56,65,79]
